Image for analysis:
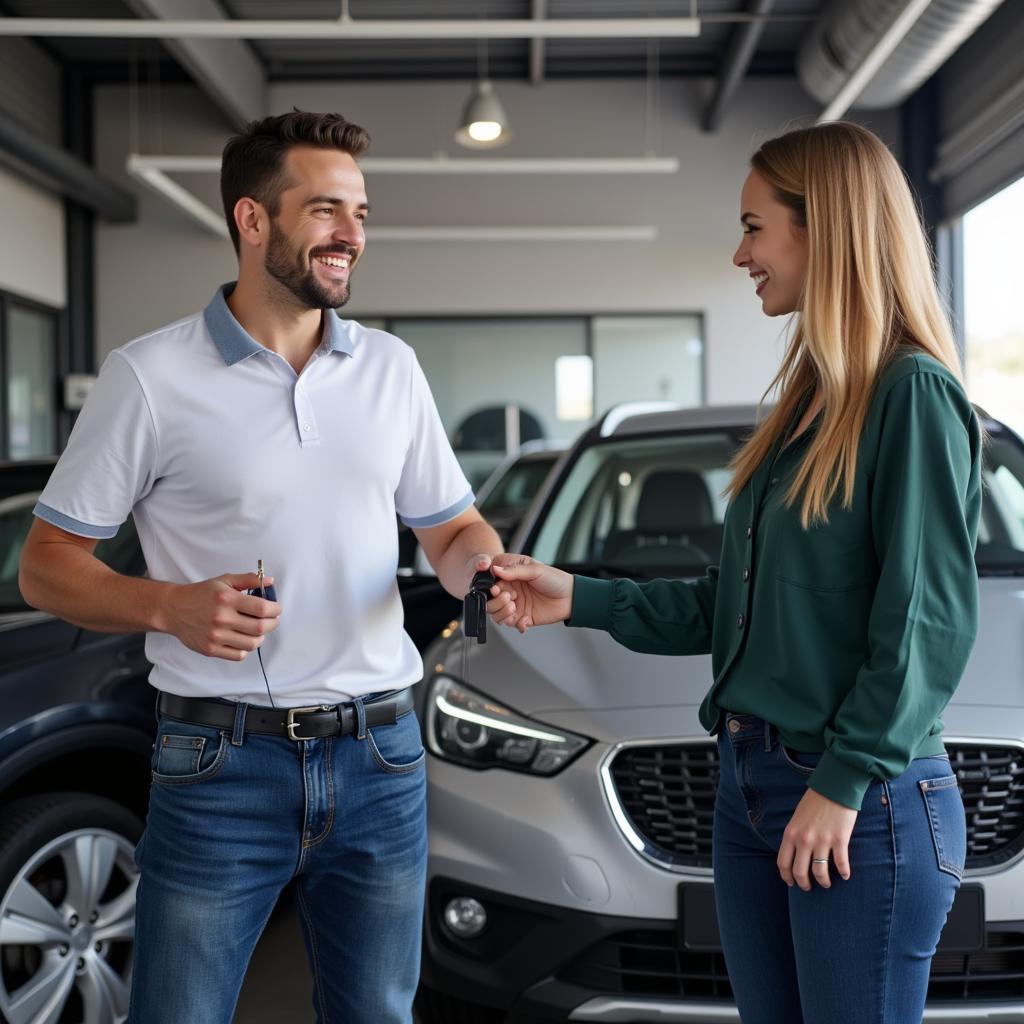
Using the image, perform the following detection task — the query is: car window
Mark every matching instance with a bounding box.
[479,456,558,515]
[0,492,143,612]
[977,431,1024,573]
[529,422,1024,579]
[530,432,736,577]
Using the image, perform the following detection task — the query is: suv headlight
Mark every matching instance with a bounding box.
[426,675,590,775]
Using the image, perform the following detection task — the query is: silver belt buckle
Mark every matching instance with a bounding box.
[286,704,334,741]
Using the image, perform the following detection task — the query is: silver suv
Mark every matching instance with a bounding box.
[414,404,1024,1024]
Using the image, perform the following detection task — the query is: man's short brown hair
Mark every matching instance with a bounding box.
[220,110,370,254]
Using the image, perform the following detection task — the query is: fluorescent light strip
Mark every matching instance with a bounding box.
[128,155,680,175]
[125,156,658,242]
[434,694,567,744]
[372,226,657,241]
[0,17,702,41]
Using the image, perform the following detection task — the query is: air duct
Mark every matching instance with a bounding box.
[798,0,1004,111]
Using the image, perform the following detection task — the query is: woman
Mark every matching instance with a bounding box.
[486,122,982,1024]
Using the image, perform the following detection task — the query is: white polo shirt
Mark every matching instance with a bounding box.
[35,284,473,705]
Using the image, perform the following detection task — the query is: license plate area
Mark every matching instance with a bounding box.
[677,882,984,954]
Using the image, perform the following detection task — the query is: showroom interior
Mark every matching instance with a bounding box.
[0,2,1023,1023]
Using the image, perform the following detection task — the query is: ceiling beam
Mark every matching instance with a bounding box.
[703,0,775,132]
[0,17,702,41]
[0,107,135,220]
[529,0,547,85]
[120,0,265,127]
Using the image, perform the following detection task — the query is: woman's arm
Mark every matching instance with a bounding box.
[807,367,982,811]
[489,554,718,656]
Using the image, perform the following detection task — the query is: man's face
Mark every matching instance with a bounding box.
[263,146,369,310]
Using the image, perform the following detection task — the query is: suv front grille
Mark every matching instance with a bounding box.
[560,927,1024,1003]
[950,744,1024,869]
[607,740,1024,872]
[559,929,732,1001]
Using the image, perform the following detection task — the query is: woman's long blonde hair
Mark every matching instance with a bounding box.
[725,121,963,527]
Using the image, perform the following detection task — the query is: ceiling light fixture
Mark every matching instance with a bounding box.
[456,12,511,149]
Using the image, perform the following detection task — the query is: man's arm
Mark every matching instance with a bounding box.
[413,506,504,600]
[19,518,280,661]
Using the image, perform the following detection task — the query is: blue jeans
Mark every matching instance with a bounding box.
[127,695,427,1024]
[713,713,965,1024]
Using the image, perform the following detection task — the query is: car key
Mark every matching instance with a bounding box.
[463,570,496,645]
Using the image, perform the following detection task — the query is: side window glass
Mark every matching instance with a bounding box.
[0,492,144,613]
[0,493,40,610]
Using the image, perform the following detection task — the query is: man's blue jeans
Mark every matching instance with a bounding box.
[713,713,965,1024]
[126,695,427,1024]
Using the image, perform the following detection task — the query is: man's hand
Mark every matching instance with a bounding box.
[486,554,575,632]
[161,572,282,661]
[465,554,494,596]
[777,787,858,891]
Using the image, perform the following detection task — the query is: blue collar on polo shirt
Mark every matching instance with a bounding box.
[203,282,355,366]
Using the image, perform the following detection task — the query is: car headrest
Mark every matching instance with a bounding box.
[636,470,714,533]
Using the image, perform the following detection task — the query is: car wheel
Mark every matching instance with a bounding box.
[415,983,507,1024]
[0,793,143,1024]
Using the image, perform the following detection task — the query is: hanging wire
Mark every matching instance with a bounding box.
[644,0,662,156]
[128,47,139,156]
[477,0,489,83]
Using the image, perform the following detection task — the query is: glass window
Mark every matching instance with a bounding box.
[393,318,589,490]
[963,175,1024,438]
[530,431,736,578]
[593,315,703,412]
[5,302,58,460]
[977,429,1024,574]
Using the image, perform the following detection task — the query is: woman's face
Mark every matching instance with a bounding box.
[732,169,808,317]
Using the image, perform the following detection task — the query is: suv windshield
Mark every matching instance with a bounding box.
[529,423,1024,579]
[531,432,737,578]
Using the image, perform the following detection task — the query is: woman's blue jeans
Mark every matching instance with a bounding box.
[126,698,427,1024]
[713,713,966,1024]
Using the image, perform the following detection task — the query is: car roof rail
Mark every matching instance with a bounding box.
[598,401,680,437]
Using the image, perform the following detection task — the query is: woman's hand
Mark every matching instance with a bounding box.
[485,554,574,632]
[777,788,858,890]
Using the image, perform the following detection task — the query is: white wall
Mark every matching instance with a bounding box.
[0,36,65,308]
[0,165,66,308]
[93,78,900,405]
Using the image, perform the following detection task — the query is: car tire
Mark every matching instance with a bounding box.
[0,792,144,1024]
[415,983,507,1024]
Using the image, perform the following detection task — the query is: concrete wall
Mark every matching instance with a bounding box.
[93,78,901,405]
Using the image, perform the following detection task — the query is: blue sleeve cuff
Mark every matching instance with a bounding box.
[33,502,120,540]
[400,489,475,528]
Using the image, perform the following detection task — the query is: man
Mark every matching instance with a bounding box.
[19,110,504,1023]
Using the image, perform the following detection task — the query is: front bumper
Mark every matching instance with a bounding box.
[422,876,1024,1022]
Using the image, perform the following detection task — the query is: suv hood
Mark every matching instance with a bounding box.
[424,577,1024,719]
[428,618,712,717]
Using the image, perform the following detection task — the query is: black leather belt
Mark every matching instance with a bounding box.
[157,688,415,742]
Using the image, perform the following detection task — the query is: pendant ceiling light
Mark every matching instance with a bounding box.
[456,20,511,149]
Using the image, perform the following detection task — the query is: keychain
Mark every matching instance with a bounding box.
[247,559,278,707]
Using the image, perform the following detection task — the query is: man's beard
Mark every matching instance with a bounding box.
[264,220,352,310]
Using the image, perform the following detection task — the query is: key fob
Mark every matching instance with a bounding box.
[247,582,277,602]
[463,570,496,644]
